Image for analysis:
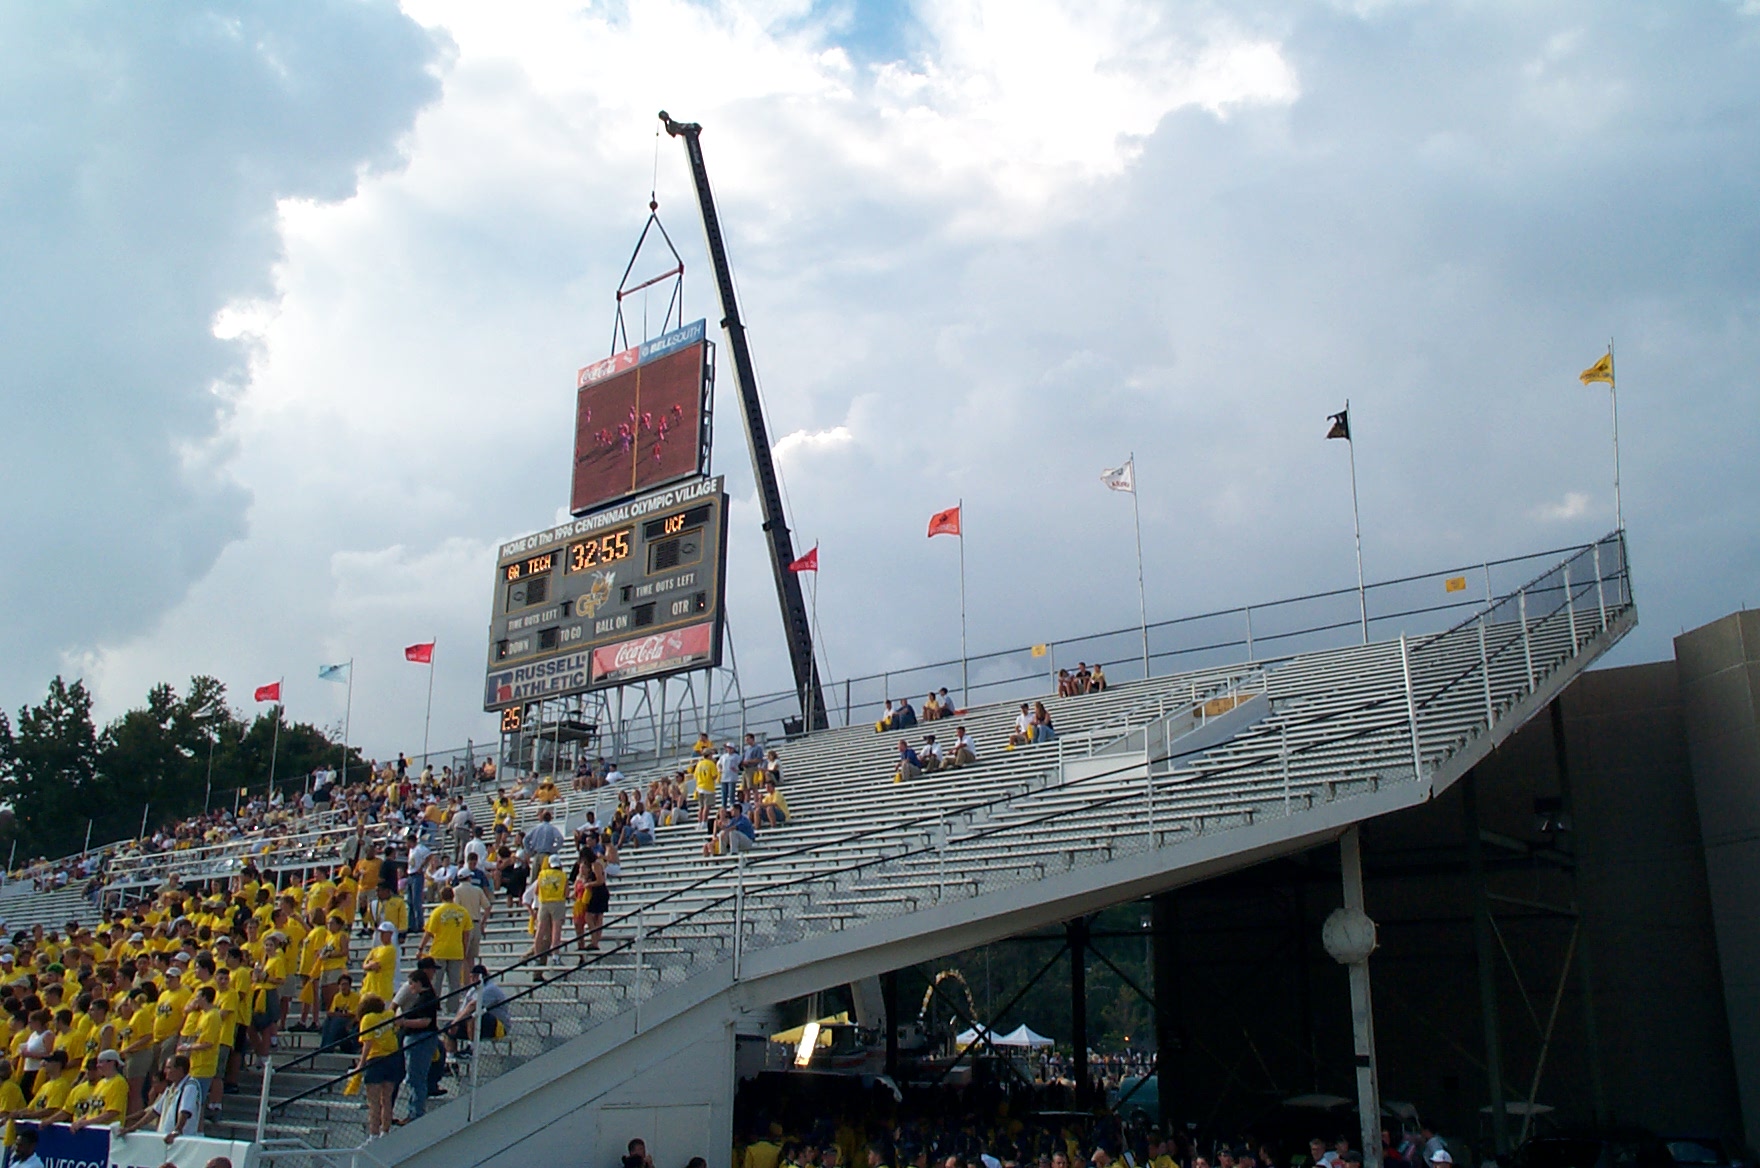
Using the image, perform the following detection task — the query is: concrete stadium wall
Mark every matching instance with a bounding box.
[1147,655,1743,1149]
[1675,611,1760,1144]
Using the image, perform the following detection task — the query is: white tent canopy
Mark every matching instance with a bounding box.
[956,1024,1055,1049]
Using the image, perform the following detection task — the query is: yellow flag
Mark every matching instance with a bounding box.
[1579,353,1614,385]
[1031,644,1049,658]
[1444,576,1467,593]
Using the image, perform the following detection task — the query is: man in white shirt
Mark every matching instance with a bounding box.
[463,827,491,869]
[122,1055,202,1141]
[405,836,435,934]
[919,735,944,772]
[949,726,977,767]
[626,806,656,847]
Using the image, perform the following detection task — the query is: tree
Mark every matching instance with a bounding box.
[0,674,366,862]
[0,677,102,859]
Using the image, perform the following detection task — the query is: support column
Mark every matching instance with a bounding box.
[1152,892,1182,1134]
[1323,827,1383,1168]
[882,971,900,1078]
[1463,770,1510,1156]
[1551,700,1609,1127]
[1069,917,1090,1106]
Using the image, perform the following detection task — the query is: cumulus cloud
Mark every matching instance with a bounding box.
[0,2,444,711]
[13,0,1760,757]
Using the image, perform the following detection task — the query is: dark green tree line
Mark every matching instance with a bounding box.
[0,675,365,863]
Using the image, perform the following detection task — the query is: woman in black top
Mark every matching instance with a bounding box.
[396,969,441,1122]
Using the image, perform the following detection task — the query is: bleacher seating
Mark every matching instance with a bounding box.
[3,535,1634,1155]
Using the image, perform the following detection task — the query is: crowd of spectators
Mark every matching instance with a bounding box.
[733,1071,1453,1168]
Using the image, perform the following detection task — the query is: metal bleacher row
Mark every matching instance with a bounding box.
[2,534,1634,1154]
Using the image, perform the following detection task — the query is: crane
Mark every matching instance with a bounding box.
[660,111,829,732]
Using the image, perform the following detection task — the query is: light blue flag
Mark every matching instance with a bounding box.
[318,663,350,683]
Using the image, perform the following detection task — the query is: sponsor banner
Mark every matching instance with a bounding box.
[591,621,716,685]
[498,476,723,561]
[485,649,592,708]
[576,318,707,388]
[18,1121,109,1168]
[112,1131,259,1168]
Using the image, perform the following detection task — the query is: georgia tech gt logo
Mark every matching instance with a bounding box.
[575,570,616,619]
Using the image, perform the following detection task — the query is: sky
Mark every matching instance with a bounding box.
[2,0,1757,760]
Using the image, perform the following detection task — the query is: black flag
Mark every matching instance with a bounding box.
[1326,408,1350,441]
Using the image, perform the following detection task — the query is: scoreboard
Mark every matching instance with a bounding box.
[483,475,728,711]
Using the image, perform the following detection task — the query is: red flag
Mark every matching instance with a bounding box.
[927,506,961,538]
[405,641,435,664]
[788,546,819,573]
[253,682,281,703]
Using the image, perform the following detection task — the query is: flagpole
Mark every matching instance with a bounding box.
[958,499,969,710]
[422,641,437,774]
[1608,340,1622,533]
[267,681,283,796]
[1128,453,1150,680]
[341,658,354,787]
[1345,401,1368,645]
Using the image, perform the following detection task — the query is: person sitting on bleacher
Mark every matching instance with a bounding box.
[935,687,954,715]
[692,731,715,757]
[1089,664,1108,692]
[721,806,758,855]
[755,780,789,828]
[894,741,923,784]
[948,726,977,768]
[875,700,897,733]
[919,735,943,772]
[922,692,943,721]
[893,698,917,729]
[1008,704,1033,748]
[1030,701,1057,743]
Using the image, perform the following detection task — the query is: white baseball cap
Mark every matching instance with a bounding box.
[1430,1154,1453,1165]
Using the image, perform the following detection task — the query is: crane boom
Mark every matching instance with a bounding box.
[660,111,829,732]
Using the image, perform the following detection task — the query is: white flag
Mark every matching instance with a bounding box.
[1100,460,1135,494]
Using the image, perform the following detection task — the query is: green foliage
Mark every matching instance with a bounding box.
[0,675,366,863]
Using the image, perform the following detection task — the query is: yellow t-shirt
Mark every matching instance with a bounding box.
[304,880,337,916]
[380,896,409,933]
[91,1072,128,1120]
[318,928,350,973]
[216,985,243,1030]
[361,944,398,1002]
[693,757,719,793]
[425,905,473,960]
[63,1079,95,1119]
[125,1004,157,1053]
[535,868,568,904]
[183,1008,224,1079]
[153,987,192,1042]
[329,991,360,1019]
[28,1073,73,1112]
[359,1009,399,1059]
[0,1076,25,1146]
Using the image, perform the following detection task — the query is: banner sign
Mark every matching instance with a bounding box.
[577,319,707,388]
[591,621,716,684]
[485,649,593,708]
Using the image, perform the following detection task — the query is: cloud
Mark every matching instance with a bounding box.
[0,2,445,713]
[1532,492,1594,523]
[13,0,1760,759]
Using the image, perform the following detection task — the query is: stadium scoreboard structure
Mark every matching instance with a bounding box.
[483,474,728,718]
[571,319,713,517]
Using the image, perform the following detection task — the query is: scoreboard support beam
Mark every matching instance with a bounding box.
[662,111,830,732]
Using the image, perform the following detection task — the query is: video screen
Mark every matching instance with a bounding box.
[570,340,707,516]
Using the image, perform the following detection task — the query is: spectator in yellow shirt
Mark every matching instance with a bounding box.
[419,887,473,1000]
[361,922,399,1003]
[69,1049,128,1132]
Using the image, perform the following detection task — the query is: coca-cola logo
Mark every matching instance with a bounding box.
[611,634,677,669]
